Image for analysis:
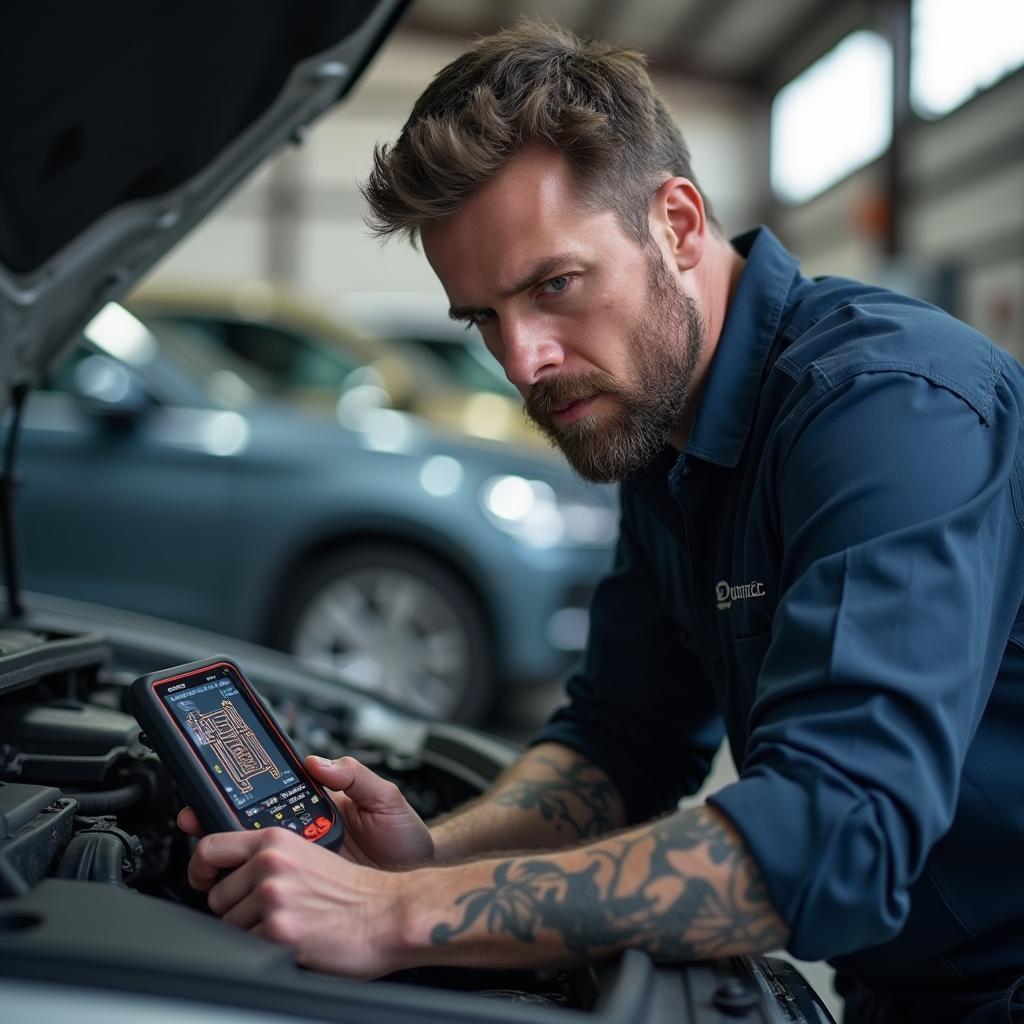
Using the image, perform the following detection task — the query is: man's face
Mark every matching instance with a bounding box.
[422,147,704,483]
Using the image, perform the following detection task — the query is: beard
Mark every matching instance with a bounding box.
[523,250,704,483]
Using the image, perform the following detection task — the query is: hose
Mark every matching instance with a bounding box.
[64,780,145,815]
[55,832,127,885]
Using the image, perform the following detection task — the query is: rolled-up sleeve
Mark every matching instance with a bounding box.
[532,489,723,824]
[709,362,1024,960]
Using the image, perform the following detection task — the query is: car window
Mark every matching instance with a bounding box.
[144,314,358,393]
[396,336,518,397]
[41,331,240,411]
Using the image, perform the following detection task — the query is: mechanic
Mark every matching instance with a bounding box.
[182,21,1024,1023]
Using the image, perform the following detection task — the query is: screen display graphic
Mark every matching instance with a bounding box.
[160,666,332,839]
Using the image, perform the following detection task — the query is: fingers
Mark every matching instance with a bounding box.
[222,892,265,931]
[176,806,203,836]
[187,829,269,892]
[206,859,259,923]
[206,843,295,928]
[305,755,407,813]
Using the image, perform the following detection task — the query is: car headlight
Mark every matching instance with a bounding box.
[480,475,617,549]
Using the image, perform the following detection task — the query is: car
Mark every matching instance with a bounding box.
[14,302,617,723]
[339,290,524,400]
[0,1,834,1019]
[127,279,550,450]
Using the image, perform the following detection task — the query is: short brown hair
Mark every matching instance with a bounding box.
[362,19,718,244]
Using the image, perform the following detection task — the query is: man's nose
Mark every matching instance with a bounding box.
[500,317,565,389]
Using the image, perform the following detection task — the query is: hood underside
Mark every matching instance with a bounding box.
[0,0,409,419]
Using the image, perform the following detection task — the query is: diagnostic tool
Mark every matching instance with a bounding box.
[126,657,343,850]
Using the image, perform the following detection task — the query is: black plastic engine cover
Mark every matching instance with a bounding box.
[0,702,144,783]
[0,782,75,891]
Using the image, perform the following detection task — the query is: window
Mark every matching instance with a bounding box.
[771,31,893,204]
[911,0,1024,118]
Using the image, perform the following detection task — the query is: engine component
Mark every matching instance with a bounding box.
[55,819,143,885]
[0,628,108,699]
[0,702,145,784]
[62,781,146,815]
[0,781,76,895]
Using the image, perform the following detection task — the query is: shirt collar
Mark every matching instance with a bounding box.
[683,226,800,469]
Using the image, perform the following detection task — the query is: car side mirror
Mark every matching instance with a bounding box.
[70,354,152,422]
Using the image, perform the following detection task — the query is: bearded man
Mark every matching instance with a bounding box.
[183,21,1024,1024]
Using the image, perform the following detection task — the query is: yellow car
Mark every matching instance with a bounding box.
[127,280,549,450]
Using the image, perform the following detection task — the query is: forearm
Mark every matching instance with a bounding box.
[399,803,788,970]
[429,742,628,861]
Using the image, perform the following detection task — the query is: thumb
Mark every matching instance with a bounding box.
[305,755,407,813]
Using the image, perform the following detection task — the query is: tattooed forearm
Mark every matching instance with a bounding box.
[431,805,788,961]
[491,755,617,839]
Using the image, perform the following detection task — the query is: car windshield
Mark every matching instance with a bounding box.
[154,317,278,408]
[141,312,360,394]
[421,337,519,397]
[56,303,276,411]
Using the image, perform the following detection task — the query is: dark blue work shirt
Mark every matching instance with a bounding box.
[533,227,1024,1015]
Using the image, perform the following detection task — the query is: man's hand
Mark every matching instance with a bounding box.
[177,754,434,869]
[188,827,406,978]
[183,792,787,977]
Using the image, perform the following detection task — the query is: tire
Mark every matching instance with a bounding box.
[274,544,495,723]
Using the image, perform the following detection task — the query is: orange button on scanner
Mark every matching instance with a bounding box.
[303,823,318,840]
[314,816,331,835]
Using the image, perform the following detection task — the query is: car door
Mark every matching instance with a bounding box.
[13,345,238,635]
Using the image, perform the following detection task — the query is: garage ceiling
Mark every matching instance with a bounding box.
[403,0,881,93]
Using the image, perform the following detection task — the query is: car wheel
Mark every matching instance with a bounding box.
[277,545,495,723]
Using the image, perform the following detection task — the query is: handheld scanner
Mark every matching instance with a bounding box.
[126,657,343,850]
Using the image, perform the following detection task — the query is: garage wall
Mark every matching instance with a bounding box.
[139,28,760,311]
[772,68,1024,359]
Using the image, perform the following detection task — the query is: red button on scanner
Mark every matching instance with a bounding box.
[303,823,318,840]
[314,816,331,836]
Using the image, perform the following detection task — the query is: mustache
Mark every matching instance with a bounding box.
[524,370,624,421]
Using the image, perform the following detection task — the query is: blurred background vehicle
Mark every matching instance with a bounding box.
[15,304,616,723]
[339,291,523,400]
[128,280,547,450]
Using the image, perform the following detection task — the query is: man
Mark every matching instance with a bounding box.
[182,21,1024,1023]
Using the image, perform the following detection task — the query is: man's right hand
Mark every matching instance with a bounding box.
[176,755,434,869]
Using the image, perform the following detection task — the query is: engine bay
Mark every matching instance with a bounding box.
[0,623,831,1023]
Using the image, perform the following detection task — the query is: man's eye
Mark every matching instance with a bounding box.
[543,275,570,294]
[469,309,495,326]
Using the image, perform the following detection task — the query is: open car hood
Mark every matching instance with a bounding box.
[0,0,410,420]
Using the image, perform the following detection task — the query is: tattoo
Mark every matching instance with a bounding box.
[431,806,787,961]
[491,755,617,839]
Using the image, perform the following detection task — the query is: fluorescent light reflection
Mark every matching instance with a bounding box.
[201,411,250,456]
[358,409,413,453]
[84,303,158,365]
[419,455,463,497]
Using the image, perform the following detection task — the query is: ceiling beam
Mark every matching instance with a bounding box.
[401,6,505,42]
[578,0,627,41]
[657,0,746,65]
[743,0,868,94]
[397,10,759,93]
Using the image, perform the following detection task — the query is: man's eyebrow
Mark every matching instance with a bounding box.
[447,252,579,322]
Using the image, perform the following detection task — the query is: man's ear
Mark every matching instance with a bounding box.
[649,177,706,273]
